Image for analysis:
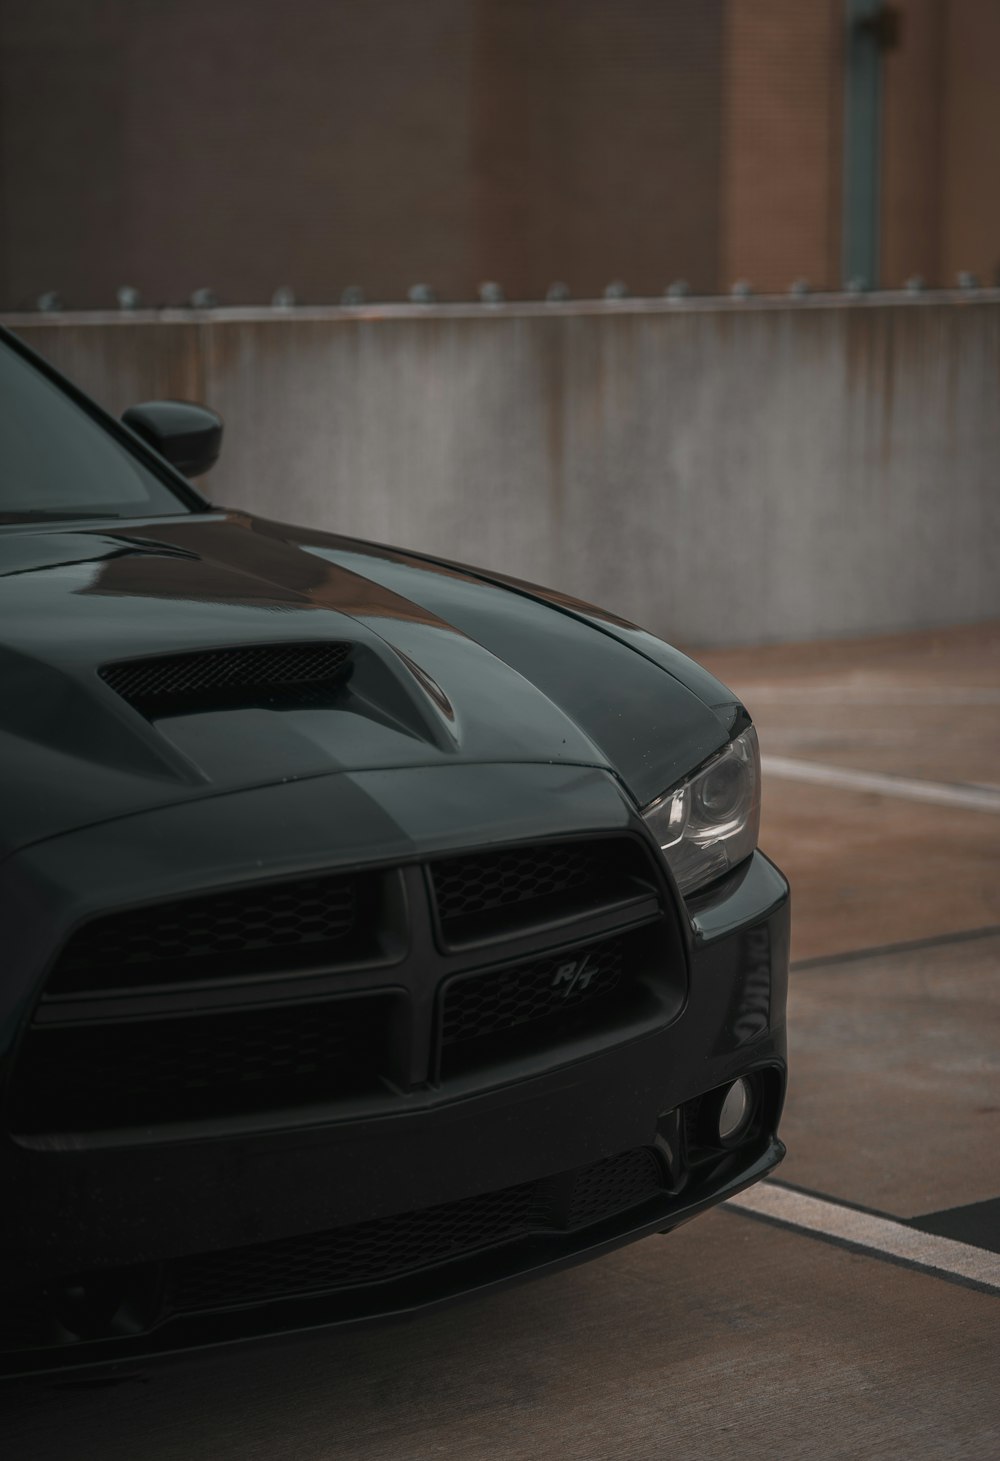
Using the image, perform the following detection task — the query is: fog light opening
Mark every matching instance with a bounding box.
[717,1077,754,1145]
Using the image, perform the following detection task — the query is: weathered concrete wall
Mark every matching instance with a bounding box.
[8,295,999,646]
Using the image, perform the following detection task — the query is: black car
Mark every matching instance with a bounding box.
[0,323,788,1373]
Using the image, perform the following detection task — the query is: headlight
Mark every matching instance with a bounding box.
[642,725,760,896]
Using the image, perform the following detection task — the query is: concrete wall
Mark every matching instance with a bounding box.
[8,294,999,647]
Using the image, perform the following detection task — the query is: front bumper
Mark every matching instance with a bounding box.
[0,764,788,1373]
[3,1136,785,1376]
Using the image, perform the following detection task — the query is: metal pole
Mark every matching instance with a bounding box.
[842,0,889,289]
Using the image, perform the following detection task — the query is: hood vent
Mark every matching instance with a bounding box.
[100,641,352,717]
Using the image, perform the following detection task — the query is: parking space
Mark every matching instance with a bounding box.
[705,622,1000,962]
[7,624,1000,1459]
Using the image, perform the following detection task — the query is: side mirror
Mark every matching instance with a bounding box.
[122,401,223,477]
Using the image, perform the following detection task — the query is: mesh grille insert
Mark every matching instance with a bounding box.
[441,936,626,1049]
[46,872,377,995]
[168,1146,665,1314]
[19,837,673,1135]
[431,838,655,942]
[172,1184,537,1312]
[100,641,351,715]
[566,1147,664,1228]
[11,996,396,1133]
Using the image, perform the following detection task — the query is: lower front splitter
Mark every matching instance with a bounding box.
[1,1136,783,1379]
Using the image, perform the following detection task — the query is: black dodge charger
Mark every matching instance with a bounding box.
[0,323,788,1372]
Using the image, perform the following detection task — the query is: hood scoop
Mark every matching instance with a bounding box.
[100,641,353,719]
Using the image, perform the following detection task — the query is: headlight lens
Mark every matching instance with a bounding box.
[642,725,760,895]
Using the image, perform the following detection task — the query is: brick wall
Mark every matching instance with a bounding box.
[0,0,479,308]
[881,0,946,287]
[722,0,843,292]
[940,0,1000,285]
[882,0,1000,288]
[468,0,724,297]
[1,0,997,307]
[0,0,725,307]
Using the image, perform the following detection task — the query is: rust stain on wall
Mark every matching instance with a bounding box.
[539,319,566,522]
[11,298,1000,644]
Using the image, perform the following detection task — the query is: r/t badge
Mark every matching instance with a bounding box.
[551,954,597,998]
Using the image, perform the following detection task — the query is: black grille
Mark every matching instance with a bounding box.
[431,838,656,944]
[172,1184,537,1312]
[10,996,395,1133]
[169,1146,665,1314]
[566,1147,664,1227]
[100,641,351,715]
[13,837,674,1134]
[441,937,626,1048]
[46,872,376,995]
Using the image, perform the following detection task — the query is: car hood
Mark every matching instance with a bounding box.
[0,511,739,860]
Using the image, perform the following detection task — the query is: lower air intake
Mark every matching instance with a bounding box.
[168,1146,666,1313]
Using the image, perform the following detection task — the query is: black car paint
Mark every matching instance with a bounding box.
[0,327,788,1372]
[0,511,737,862]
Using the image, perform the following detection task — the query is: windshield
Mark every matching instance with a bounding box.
[0,338,191,524]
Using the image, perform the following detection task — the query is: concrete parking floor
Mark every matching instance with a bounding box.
[7,623,1000,1459]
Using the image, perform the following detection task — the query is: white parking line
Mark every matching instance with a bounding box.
[727,1183,1000,1292]
[761,754,1000,814]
